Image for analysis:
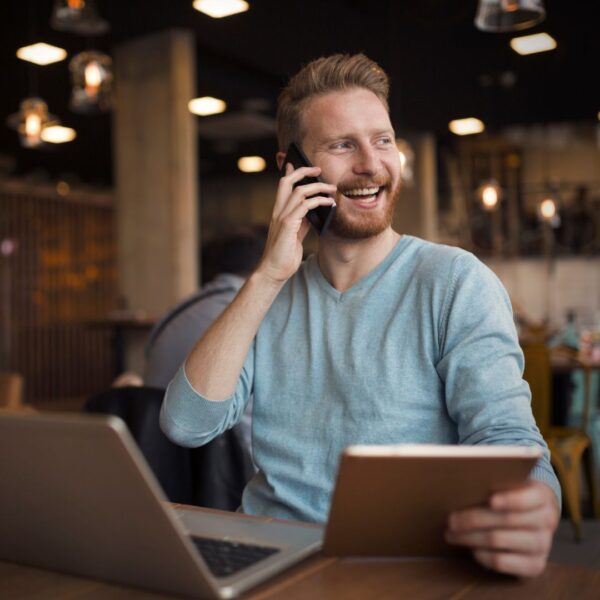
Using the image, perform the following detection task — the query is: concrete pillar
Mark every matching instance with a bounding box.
[113,29,198,373]
[418,133,439,242]
[113,29,198,316]
[393,133,438,241]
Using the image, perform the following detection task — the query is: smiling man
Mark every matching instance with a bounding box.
[161,54,560,578]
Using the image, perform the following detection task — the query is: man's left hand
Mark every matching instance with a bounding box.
[445,480,560,577]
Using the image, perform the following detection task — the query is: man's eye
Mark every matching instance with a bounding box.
[377,137,393,146]
[331,142,351,150]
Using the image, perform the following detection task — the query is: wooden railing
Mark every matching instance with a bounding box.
[0,179,117,405]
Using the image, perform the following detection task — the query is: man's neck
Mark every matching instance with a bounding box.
[317,228,401,292]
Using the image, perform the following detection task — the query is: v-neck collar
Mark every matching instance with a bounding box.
[307,235,413,302]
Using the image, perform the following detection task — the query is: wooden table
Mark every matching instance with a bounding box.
[1,546,598,598]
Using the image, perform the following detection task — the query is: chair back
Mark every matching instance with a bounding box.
[0,372,24,409]
[85,385,254,510]
[522,344,552,435]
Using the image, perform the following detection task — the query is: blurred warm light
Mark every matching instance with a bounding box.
[539,197,557,220]
[510,32,556,55]
[6,98,58,148]
[398,150,406,169]
[70,51,113,114]
[25,113,42,139]
[597,111,600,121]
[84,60,103,95]
[449,118,485,136]
[395,138,415,184]
[41,126,77,144]
[192,0,249,18]
[482,186,499,210]
[238,156,266,173]
[478,180,502,211]
[16,43,67,66]
[56,181,71,196]
[188,96,227,116]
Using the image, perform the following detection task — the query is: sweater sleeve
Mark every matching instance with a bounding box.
[159,342,254,447]
[436,253,561,506]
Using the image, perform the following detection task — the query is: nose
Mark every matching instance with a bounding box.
[352,144,380,176]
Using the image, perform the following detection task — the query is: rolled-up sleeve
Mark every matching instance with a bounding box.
[160,342,254,447]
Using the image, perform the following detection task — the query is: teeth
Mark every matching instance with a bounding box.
[344,187,379,197]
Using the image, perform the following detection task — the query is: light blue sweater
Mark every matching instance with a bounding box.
[161,236,560,522]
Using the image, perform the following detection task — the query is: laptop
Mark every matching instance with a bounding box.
[0,412,322,599]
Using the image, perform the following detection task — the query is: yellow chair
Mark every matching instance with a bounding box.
[0,372,25,410]
[522,344,599,540]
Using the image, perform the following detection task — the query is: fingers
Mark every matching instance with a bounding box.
[448,504,557,532]
[445,526,553,555]
[490,480,559,513]
[444,482,560,578]
[273,165,336,218]
[473,549,548,578]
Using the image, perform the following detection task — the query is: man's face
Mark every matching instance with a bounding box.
[301,88,401,239]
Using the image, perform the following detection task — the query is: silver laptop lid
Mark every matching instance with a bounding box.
[0,411,219,598]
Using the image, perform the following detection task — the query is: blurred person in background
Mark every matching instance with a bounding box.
[144,226,267,455]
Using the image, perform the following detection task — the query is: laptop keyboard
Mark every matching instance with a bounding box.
[190,536,281,578]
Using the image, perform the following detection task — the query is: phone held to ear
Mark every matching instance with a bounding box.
[282,142,336,236]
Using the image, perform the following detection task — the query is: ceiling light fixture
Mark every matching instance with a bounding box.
[188,96,227,116]
[475,0,545,32]
[6,98,59,149]
[16,42,67,66]
[448,118,485,136]
[51,0,110,35]
[41,125,77,144]
[192,0,249,19]
[238,156,266,173]
[510,32,557,55]
[69,51,113,113]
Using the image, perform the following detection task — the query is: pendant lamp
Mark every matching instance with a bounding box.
[475,0,545,32]
[69,50,113,113]
[51,0,109,36]
[6,98,59,148]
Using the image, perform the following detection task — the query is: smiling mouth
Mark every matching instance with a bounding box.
[341,186,383,207]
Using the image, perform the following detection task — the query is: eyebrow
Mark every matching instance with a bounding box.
[317,129,396,145]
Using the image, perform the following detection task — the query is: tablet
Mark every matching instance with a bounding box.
[323,444,542,557]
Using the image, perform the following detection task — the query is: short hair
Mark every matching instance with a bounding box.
[201,225,268,284]
[276,53,390,152]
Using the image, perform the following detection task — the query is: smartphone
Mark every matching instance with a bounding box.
[282,142,336,236]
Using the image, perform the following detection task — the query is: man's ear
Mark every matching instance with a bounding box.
[275,151,286,172]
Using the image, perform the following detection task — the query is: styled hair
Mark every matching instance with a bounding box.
[276,53,390,151]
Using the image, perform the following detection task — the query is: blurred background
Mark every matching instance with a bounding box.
[0,0,599,407]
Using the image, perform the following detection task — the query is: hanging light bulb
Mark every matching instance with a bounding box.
[395,138,415,185]
[477,179,502,211]
[474,0,545,32]
[69,50,113,113]
[6,98,59,148]
[51,0,109,36]
[537,194,561,227]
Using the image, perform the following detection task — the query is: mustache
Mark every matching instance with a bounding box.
[337,176,392,193]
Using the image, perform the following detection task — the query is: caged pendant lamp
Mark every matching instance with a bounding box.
[69,50,113,113]
[51,0,109,36]
[6,98,59,149]
[475,0,545,32]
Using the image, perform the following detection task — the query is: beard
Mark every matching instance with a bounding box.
[327,176,401,240]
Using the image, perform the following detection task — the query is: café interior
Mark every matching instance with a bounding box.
[1,0,600,596]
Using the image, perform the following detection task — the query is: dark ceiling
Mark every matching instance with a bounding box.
[1,0,599,186]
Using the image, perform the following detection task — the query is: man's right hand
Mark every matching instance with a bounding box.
[256,163,336,285]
